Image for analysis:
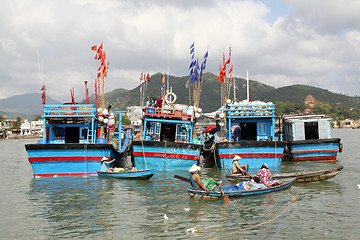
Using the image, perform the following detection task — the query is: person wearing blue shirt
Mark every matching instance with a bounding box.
[100,157,115,172]
[234,125,241,141]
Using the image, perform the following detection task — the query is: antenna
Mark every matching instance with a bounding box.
[167,50,170,93]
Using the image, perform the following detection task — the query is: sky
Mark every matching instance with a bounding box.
[1,0,360,102]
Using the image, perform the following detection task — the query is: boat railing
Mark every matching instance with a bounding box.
[144,107,191,119]
[43,104,97,118]
[224,104,275,118]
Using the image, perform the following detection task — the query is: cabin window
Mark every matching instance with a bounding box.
[304,121,319,140]
[147,123,161,140]
[65,127,80,143]
[81,128,88,139]
[52,126,65,138]
[176,124,189,142]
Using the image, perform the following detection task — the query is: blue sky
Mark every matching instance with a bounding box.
[264,0,292,22]
[1,0,359,102]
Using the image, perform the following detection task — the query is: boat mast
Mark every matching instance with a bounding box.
[246,70,250,102]
[84,80,89,104]
[233,75,236,101]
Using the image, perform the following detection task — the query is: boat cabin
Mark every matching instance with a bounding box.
[223,101,276,141]
[282,115,332,141]
[142,107,194,143]
[40,104,99,144]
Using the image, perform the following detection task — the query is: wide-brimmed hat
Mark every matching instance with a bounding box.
[261,163,268,169]
[101,157,109,161]
[233,155,242,161]
[189,164,201,173]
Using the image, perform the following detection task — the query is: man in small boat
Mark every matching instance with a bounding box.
[255,163,281,187]
[101,157,115,172]
[189,164,221,193]
[232,155,250,176]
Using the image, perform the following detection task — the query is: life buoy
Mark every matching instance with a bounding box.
[164,92,177,104]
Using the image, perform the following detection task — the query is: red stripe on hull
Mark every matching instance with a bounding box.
[291,150,338,154]
[218,153,284,159]
[132,152,200,160]
[292,155,337,161]
[29,156,101,162]
[34,172,98,177]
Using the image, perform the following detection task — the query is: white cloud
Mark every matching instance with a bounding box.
[0,0,359,102]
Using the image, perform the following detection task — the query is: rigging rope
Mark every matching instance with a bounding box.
[84,143,88,174]
[207,194,297,240]
[141,139,148,169]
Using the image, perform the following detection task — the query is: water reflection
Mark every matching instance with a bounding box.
[23,156,347,239]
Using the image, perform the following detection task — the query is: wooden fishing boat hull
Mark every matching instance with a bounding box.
[215,141,286,169]
[131,140,201,170]
[226,165,343,183]
[188,178,295,199]
[97,169,156,179]
[285,138,341,162]
[26,143,128,177]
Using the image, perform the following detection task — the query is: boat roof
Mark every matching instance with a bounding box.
[282,114,332,121]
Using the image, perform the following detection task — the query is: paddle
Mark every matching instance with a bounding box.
[219,186,231,203]
[174,175,190,183]
[225,164,232,174]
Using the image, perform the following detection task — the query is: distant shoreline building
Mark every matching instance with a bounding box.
[305,94,316,112]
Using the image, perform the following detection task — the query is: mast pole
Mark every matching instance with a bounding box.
[247,70,249,102]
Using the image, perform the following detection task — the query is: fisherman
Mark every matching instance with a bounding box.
[155,98,162,108]
[145,96,151,107]
[189,164,221,193]
[233,124,241,141]
[232,155,250,176]
[255,163,281,186]
[100,157,115,172]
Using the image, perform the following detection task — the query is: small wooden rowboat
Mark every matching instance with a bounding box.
[97,169,156,179]
[187,178,295,199]
[226,164,343,183]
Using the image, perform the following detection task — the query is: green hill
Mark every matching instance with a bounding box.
[99,72,360,113]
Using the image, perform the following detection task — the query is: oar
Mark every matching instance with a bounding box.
[174,175,190,183]
[219,186,231,203]
[225,164,232,174]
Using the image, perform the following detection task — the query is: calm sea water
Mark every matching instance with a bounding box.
[0,129,359,239]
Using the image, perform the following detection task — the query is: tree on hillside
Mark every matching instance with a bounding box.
[14,116,23,129]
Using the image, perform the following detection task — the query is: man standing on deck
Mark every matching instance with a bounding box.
[233,124,241,141]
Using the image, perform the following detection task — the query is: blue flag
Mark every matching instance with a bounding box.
[204,51,208,59]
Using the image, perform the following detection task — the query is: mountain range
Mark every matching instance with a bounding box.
[1,73,359,120]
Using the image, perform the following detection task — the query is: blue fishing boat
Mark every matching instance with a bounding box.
[226,164,343,183]
[97,169,156,179]
[131,93,202,170]
[25,104,131,177]
[187,178,295,199]
[281,115,342,161]
[204,100,286,169]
